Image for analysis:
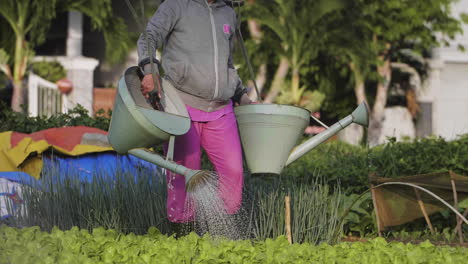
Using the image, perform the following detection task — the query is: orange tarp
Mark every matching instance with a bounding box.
[0,126,114,179]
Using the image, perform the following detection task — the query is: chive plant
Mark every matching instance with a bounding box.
[11,158,171,235]
[244,173,343,244]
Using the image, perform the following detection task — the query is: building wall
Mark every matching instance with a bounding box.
[422,0,468,140]
[434,63,468,139]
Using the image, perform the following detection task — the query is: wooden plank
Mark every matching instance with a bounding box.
[370,183,383,237]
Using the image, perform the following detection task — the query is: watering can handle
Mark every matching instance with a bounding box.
[148,86,163,111]
[139,67,164,111]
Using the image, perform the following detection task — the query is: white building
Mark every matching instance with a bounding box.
[417,0,468,140]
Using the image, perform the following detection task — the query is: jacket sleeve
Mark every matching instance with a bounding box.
[229,15,247,103]
[137,0,180,74]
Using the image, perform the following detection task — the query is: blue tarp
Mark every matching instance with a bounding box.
[0,153,160,219]
[0,153,159,185]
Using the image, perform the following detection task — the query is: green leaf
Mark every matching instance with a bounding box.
[458,198,468,209]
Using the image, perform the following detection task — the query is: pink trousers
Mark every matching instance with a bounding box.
[165,111,244,223]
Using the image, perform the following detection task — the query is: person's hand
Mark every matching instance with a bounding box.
[238,93,258,105]
[141,74,155,99]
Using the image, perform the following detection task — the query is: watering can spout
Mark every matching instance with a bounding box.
[128,149,200,186]
[350,102,369,127]
[285,102,369,166]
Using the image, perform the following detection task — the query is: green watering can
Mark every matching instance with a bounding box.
[108,66,369,186]
[107,67,206,187]
[234,102,369,174]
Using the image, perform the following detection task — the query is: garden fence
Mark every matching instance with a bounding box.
[28,73,68,117]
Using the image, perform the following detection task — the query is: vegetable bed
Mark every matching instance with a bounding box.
[1,226,467,264]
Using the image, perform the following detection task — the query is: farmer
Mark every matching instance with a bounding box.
[137,0,252,223]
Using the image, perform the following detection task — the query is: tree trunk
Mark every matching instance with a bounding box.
[247,18,262,43]
[11,35,26,112]
[340,62,366,145]
[264,57,290,103]
[246,13,266,101]
[291,68,300,104]
[349,62,366,104]
[391,62,421,117]
[248,64,267,101]
[368,57,391,146]
[11,80,24,112]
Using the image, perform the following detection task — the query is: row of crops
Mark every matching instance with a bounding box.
[1,226,467,264]
[2,136,468,244]
[2,106,468,263]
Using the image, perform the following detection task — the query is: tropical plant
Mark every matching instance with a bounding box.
[344,0,468,146]
[242,0,468,144]
[0,0,129,112]
[244,0,346,111]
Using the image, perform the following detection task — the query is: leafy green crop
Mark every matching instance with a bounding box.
[0,102,111,133]
[1,226,468,264]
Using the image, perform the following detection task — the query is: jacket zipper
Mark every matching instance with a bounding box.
[206,1,219,99]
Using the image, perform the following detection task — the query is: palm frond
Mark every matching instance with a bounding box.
[0,0,21,34]
[245,2,288,44]
[307,0,346,26]
[25,0,57,45]
[64,0,130,64]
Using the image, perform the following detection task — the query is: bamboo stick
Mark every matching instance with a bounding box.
[455,209,468,234]
[285,195,292,244]
[414,188,435,234]
[450,174,463,244]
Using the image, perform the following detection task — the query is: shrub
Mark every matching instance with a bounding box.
[283,135,468,193]
[282,140,368,193]
[30,61,66,83]
[370,136,468,179]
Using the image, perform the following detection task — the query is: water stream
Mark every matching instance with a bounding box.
[183,172,249,240]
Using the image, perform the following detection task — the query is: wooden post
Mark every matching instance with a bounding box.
[450,171,463,244]
[414,188,435,234]
[455,209,468,236]
[370,184,383,237]
[285,195,292,244]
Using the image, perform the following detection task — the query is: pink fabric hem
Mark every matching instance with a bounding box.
[186,100,233,122]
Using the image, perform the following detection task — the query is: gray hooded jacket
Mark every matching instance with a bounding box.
[137,0,243,112]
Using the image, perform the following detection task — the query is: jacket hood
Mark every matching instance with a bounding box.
[192,0,227,8]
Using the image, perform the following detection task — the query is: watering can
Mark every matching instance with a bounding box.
[107,66,207,186]
[234,102,369,174]
[108,66,369,184]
